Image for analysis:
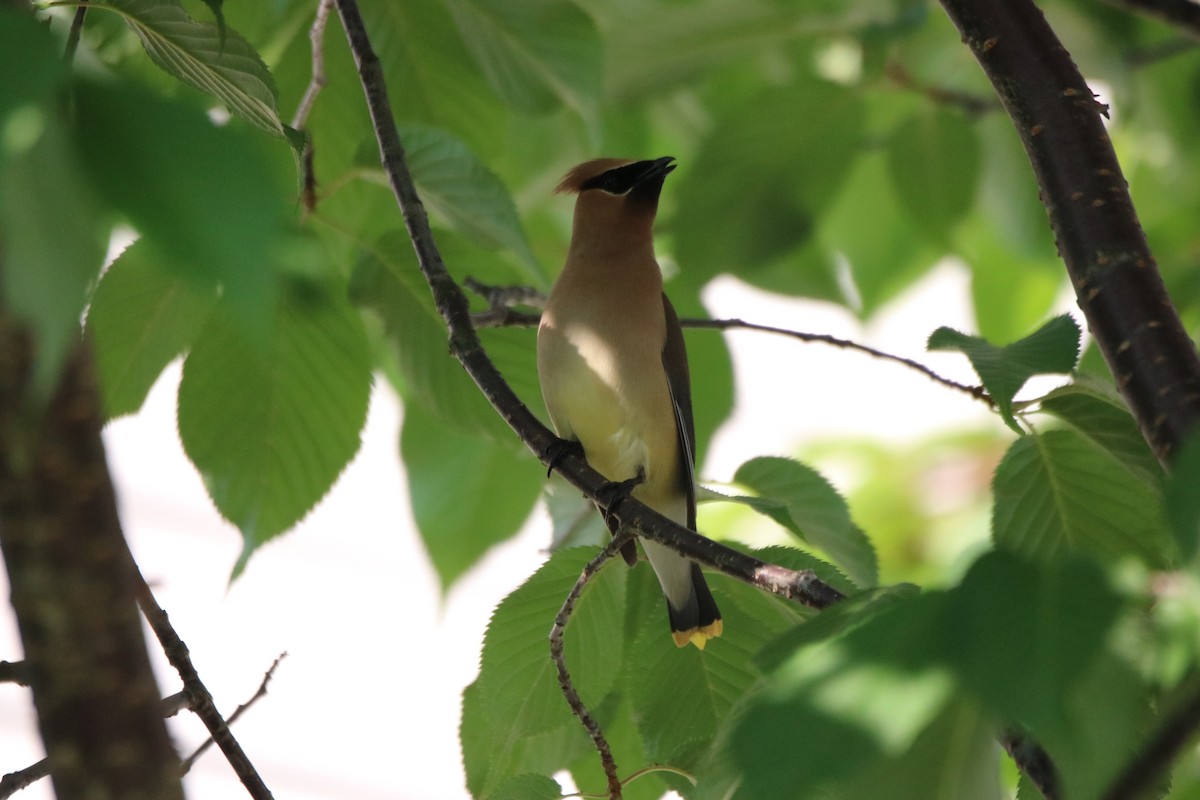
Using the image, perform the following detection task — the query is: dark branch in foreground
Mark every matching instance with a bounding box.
[1,668,282,800]
[0,322,182,799]
[1099,673,1200,800]
[464,278,992,406]
[940,0,1200,464]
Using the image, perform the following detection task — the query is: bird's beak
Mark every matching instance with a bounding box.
[635,156,676,186]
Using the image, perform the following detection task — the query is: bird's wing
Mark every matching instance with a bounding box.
[660,293,697,530]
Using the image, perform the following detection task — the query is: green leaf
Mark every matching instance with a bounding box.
[754,584,919,674]
[461,680,590,798]
[927,314,1081,432]
[956,213,1063,345]
[731,592,956,796]
[99,0,289,139]
[1036,375,1161,483]
[401,402,543,590]
[348,232,542,441]
[476,548,626,738]
[0,10,65,137]
[487,774,562,800]
[731,457,878,588]
[942,551,1122,735]
[444,0,601,117]
[624,568,790,768]
[886,106,981,242]
[818,148,938,315]
[828,697,1002,800]
[1166,431,1200,562]
[73,81,285,322]
[673,80,864,291]
[992,428,1174,567]
[177,281,372,573]
[87,239,219,419]
[0,108,104,393]
[360,0,509,158]
[400,125,542,281]
[568,692,667,800]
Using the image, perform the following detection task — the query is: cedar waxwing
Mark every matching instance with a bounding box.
[537,157,723,649]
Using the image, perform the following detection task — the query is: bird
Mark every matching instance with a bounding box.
[536,156,722,649]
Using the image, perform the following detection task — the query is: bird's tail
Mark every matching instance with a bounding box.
[641,539,722,649]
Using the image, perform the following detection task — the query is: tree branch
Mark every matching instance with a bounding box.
[181,653,288,775]
[0,660,29,686]
[330,0,845,613]
[291,0,333,131]
[551,533,633,800]
[132,573,275,799]
[464,279,992,407]
[1098,0,1200,40]
[0,322,183,799]
[939,0,1200,464]
[1100,672,1200,800]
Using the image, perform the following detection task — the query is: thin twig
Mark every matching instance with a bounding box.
[0,660,29,686]
[464,279,991,406]
[132,573,275,800]
[1,692,190,799]
[0,760,48,800]
[550,532,633,800]
[292,0,334,130]
[463,276,547,310]
[63,7,87,64]
[1100,673,1200,800]
[181,653,288,775]
[294,0,333,214]
[0,678,275,800]
[885,60,1002,117]
[1099,0,1200,40]
[162,690,191,718]
[689,317,991,404]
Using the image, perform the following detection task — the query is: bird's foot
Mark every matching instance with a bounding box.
[543,437,585,478]
[597,468,646,530]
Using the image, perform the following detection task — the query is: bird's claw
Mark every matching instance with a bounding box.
[543,437,585,478]
[597,468,646,530]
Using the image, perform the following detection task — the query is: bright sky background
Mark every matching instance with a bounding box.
[0,263,1055,799]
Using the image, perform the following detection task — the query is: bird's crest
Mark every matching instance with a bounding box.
[554,158,636,194]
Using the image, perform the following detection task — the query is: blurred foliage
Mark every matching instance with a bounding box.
[4,0,1200,797]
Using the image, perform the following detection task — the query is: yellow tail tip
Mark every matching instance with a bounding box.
[672,619,724,649]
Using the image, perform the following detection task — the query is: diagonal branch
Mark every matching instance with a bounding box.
[181,653,288,775]
[939,0,1200,464]
[133,573,275,799]
[1099,672,1200,800]
[330,0,844,613]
